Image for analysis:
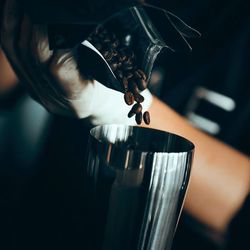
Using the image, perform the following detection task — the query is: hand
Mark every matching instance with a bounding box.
[0,0,152,124]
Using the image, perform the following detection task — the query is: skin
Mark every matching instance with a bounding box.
[0,49,18,96]
[147,97,250,233]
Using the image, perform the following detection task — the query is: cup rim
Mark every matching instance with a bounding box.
[90,124,195,154]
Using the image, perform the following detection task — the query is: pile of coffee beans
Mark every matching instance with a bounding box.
[87,26,151,125]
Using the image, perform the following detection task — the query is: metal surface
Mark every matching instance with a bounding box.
[84,125,194,250]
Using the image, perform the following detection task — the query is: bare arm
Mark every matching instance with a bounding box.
[0,49,18,95]
[147,96,250,233]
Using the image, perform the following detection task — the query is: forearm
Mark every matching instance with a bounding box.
[147,96,250,233]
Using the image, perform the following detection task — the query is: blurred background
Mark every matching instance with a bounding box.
[0,0,249,249]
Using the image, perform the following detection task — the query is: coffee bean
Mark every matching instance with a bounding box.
[123,64,134,71]
[116,70,123,79]
[101,50,110,58]
[118,51,127,62]
[136,112,143,125]
[129,81,139,94]
[124,92,134,106]
[128,109,136,118]
[136,69,147,80]
[131,103,142,114]
[111,63,118,71]
[112,40,119,48]
[104,51,113,61]
[134,93,144,103]
[123,77,129,90]
[143,111,150,125]
[126,72,134,79]
[134,70,142,79]
[116,61,122,68]
[123,57,133,66]
[136,78,147,91]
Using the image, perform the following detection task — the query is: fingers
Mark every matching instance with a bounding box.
[1,1,71,114]
[50,48,89,100]
[1,0,43,101]
[31,24,52,64]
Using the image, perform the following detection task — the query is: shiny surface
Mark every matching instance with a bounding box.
[85,125,194,250]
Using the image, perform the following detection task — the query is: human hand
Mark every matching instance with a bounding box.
[0,0,152,124]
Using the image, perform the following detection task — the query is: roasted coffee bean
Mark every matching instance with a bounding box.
[123,57,133,66]
[116,70,123,79]
[143,111,150,125]
[134,93,144,103]
[111,63,118,71]
[112,40,119,48]
[136,78,147,91]
[123,64,134,71]
[128,109,136,118]
[104,51,113,61]
[134,70,142,79]
[118,51,127,62]
[123,77,129,90]
[131,103,142,114]
[136,69,147,80]
[101,50,110,58]
[136,112,143,125]
[116,61,122,68]
[129,81,139,94]
[125,72,134,79]
[124,92,134,106]
[112,50,118,57]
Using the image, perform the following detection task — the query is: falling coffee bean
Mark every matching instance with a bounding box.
[129,81,139,95]
[134,93,144,103]
[124,92,135,106]
[131,103,142,114]
[143,111,150,125]
[128,109,136,118]
[136,112,143,125]
[136,78,147,91]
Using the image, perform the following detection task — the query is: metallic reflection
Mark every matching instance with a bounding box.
[84,125,194,250]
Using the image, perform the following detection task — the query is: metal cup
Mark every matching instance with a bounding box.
[84,124,194,250]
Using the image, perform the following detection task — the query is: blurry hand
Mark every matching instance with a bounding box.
[0,0,152,124]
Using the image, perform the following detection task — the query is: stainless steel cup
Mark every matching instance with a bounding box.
[84,124,194,250]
